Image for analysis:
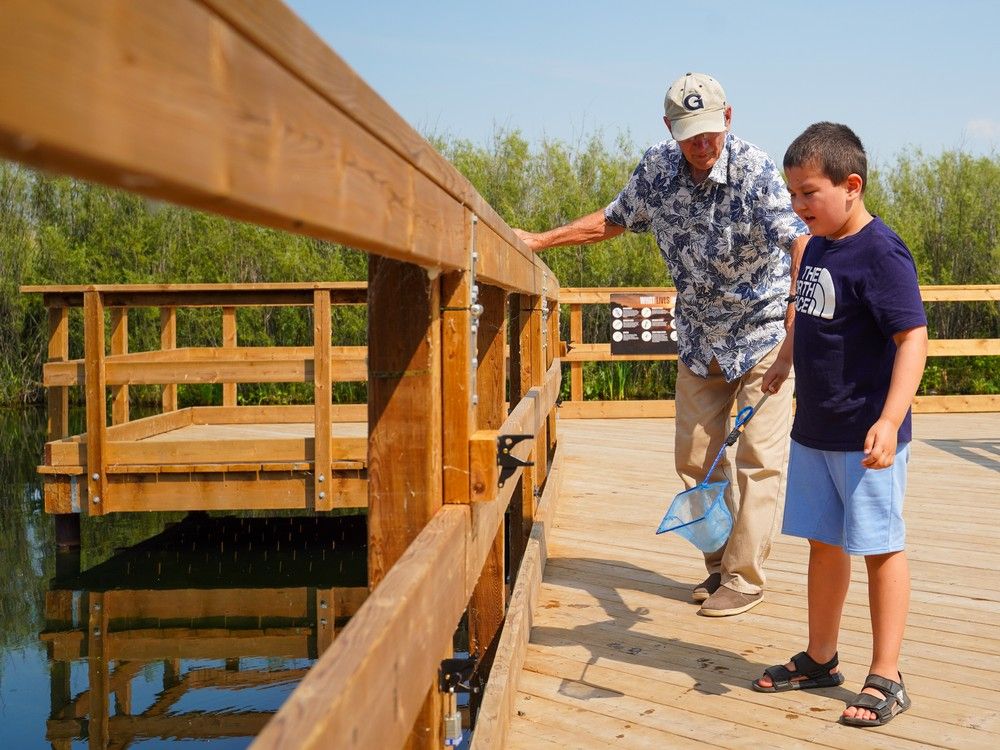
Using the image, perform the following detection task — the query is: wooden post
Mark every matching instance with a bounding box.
[367,256,443,749]
[222,306,237,406]
[511,293,544,563]
[440,267,474,506]
[160,306,177,412]
[313,290,332,511]
[468,282,507,714]
[83,291,107,516]
[110,307,128,425]
[47,306,70,439]
[546,295,559,460]
[49,304,79,546]
[570,302,583,402]
[86,591,109,750]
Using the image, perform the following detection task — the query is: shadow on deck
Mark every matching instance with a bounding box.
[505,413,1000,749]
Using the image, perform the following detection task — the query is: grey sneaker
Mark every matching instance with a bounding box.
[698,585,763,617]
[692,572,722,603]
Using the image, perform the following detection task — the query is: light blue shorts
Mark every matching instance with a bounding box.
[782,439,909,555]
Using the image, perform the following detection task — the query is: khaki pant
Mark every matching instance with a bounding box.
[674,345,794,595]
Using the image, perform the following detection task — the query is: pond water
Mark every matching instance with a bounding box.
[0,406,410,749]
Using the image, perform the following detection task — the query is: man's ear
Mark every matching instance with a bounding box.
[846,173,864,197]
[724,106,733,129]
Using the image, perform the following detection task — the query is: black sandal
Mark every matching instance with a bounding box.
[751,651,844,692]
[841,673,911,727]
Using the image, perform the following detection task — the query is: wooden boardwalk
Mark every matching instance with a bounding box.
[505,413,1000,749]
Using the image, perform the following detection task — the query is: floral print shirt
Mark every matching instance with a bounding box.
[605,133,807,381]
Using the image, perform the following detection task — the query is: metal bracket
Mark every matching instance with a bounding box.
[469,214,481,409]
[497,434,534,487]
[439,657,476,694]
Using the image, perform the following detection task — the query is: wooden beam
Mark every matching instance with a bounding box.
[366,256,444,747]
[83,291,107,514]
[160,307,177,411]
[313,290,332,511]
[467,282,508,701]
[110,307,129,425]
[47,307,71,439]
[222,306,237,406]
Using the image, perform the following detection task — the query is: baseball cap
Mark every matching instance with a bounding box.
[664,72,727,141]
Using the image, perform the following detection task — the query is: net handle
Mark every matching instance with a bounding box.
[701,392,770,483]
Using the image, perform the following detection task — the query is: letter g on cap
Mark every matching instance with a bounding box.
[683,93,704,111]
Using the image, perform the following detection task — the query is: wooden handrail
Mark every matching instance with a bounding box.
[559,284,1000,416]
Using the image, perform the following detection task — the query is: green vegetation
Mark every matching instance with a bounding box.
[1,135,998,406]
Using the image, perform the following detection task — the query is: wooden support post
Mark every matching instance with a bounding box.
[160,306,177,411]
[110,307,129,425]
[83,291,107,516]
[468,283,507,717]
[315,587,335,657]
[49,304,79,545]
[512,293,544,565]
[222,306,237,406]
[570,303,583,402]
[313,290,332,511]
[506,294,526,573]
[47,306,70,438]
[367,256,443,749]
[440,267,474,505]
[546,296,559,459]
[86,591,109,750]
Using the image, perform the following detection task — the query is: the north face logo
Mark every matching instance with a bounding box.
[683,93,704,111]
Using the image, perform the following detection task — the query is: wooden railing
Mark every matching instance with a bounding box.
[560,285,1000,418]
[3,2,560,748]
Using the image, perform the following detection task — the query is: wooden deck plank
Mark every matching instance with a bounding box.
[504,414,1000,749]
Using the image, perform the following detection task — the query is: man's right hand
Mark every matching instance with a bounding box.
[513,228,544,252]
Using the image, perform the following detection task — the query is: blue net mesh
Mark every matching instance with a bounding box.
[656,480,732,552]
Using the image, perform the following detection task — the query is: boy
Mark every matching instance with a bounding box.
[750,122,928,728]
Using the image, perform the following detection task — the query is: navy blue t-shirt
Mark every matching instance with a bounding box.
[791,217,927,451]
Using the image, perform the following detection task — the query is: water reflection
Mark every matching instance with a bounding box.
[42,514,367,749]
[0,407,369,749]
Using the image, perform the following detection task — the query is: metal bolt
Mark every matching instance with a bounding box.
[320,600,328,609]
[91,473,99,481]
[93,628,101,637]
[92,496,101,504]
[318,474,325,483]
[318,491,326,500]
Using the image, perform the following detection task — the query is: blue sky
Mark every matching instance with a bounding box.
[286,0,1000,168]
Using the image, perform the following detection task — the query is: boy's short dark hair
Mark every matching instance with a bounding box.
[784,122,867,190]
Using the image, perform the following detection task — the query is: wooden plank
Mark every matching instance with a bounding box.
[44,350,368,386]
[313,290,332,511]
[560,284,1000,304]
[472,448,565,750]
[222,306,237,406]
[101,472,366,511]
[251,507,468,750]
[188,404,366,424]
[105,409,194,441]
[441,265,474,505]
[23,281,368,300]
[47,306,70,439]
[468,282,508,691]
[110,307,129,425]
[46,435,366,467]
[83,290,107,515]
[927,339,1000,356]
[569,303,583,402]
[160,307,177,411]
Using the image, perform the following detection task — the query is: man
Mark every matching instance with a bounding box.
[515,72,808,617]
